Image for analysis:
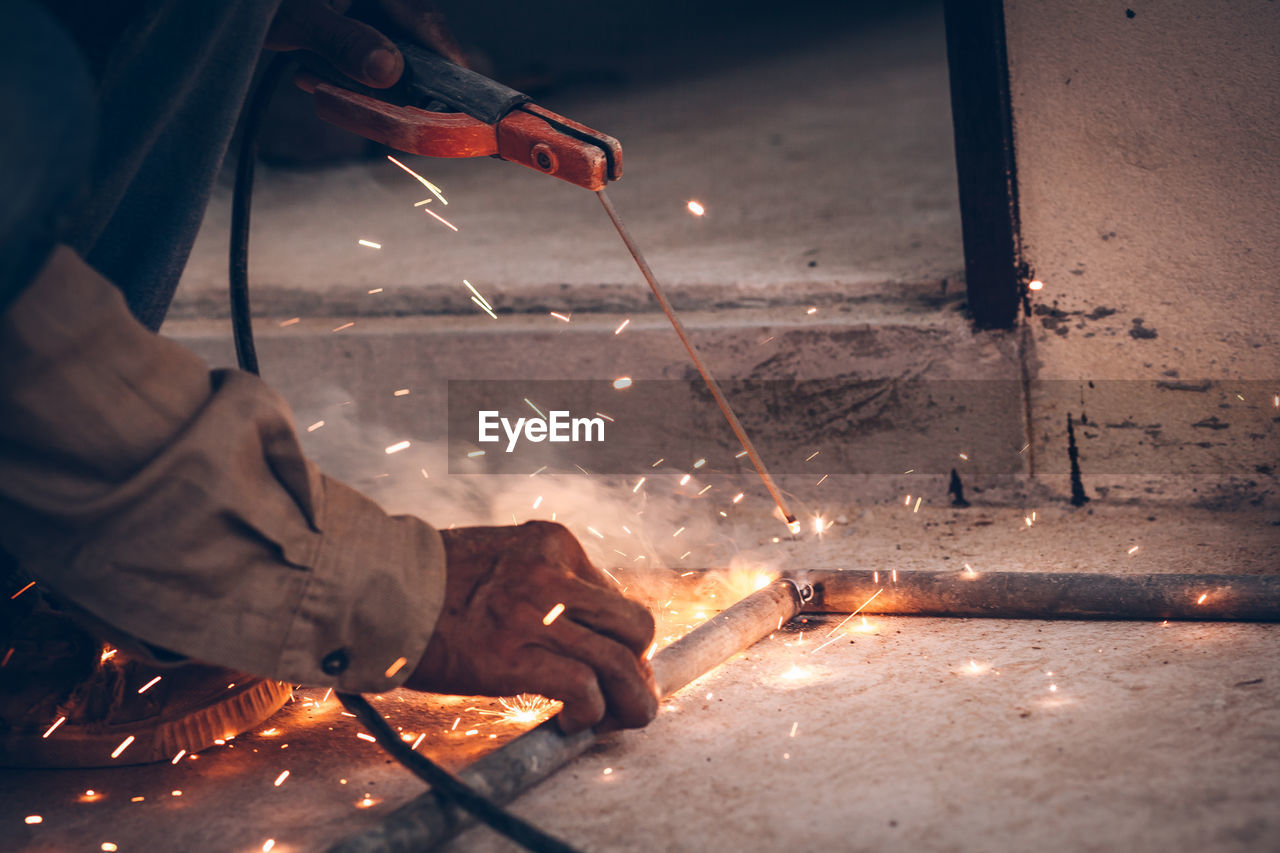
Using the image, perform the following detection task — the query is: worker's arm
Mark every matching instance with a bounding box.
[0,246,445,693]
[0,247,658,729]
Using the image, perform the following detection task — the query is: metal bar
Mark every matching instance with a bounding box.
[329,579,808,853]
[795,569,1280,621]
[943,0,1025,328]
[596,188,798,532]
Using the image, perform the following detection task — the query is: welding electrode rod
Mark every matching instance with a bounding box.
[595,189,797,529]
[328,580,807,853]
[774,570,1280,621]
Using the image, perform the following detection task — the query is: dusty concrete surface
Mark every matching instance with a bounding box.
[5,502,1277,852]
[1004,2,1280,503]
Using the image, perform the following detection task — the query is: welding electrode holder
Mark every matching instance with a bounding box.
[293,41,622,191]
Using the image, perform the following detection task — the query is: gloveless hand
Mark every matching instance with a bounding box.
[406,522,659,734]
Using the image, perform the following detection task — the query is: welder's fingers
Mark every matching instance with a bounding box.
[561,576,656,657]
[544,619,659,730]
[521,651,607,735]
[378,0,470,67]
[285,1,405,87]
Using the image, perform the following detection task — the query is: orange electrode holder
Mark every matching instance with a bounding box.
[295,44,621,192]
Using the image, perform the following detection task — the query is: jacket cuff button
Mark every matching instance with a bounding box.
[321,648,350,675]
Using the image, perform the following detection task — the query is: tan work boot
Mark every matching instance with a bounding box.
[1,584,291,768]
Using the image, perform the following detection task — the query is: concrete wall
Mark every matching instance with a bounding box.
[1003,1,1280,506]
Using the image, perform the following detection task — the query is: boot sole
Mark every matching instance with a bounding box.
[0,677,293,768]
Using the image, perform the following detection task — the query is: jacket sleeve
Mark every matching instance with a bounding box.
[0,246,445,692]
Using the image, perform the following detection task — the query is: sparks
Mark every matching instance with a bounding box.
[786,520,802,535]
[806,306,818,315]
[357,239,382,249]
[368,287,384,294]
[385,440,411,455]
[780,665,809,681]
[171,749,187,764]
[686,200,705,216]
[273,770,290,787]
[467,450,485,457]
[24,815,42,825]
[279,317,300,327]
[821,588,884,640]
[42,716,66,739]
[614,318,631,335]
[1128,545,1140,555]
[542,603,566,626]
[524,397,545,418]
[549,311,571,323]
[263,841,276,853]
[1197,593,1208,605]
[913,497,922,513]
[732,492,744,504]
[679,474,692,486]
[423,206,459,231]
[805,450,820,461]
[110,735,135,759]
[356,733,377,743]
[137,675,161,694]
[9,580,35,600]
[481,694,559,726]
[393,388,410,396]
[613,376,633,389]
[386,155,447,203]
[532,495,544,509]
[332,321,355,332]
[102,844,118,852]
[632,477,646,493]
[384,656,409,678]
[1028,279,1044,291]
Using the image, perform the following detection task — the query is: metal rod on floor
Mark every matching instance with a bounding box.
[328,579,810,853]
[792,569,1280,621]
[613,568,1278,622]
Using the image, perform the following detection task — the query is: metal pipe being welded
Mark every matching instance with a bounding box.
[329,578,810,853]
[795,569,1280,621]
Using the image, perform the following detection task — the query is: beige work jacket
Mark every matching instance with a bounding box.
[0,248,445,693]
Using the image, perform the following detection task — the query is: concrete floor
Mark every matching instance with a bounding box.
[6,2,1278,851]
[6,503,1277,852]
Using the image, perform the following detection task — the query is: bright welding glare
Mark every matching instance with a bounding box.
[686,200,705,216]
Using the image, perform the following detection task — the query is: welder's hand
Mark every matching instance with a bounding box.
[406,521,659,734]
[267,0,467,89]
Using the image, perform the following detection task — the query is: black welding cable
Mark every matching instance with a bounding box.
[338,692,584,853]
[229,54,582,853]
[229,54,294,377]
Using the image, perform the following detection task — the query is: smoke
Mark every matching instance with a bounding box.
[295,391,788,606]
